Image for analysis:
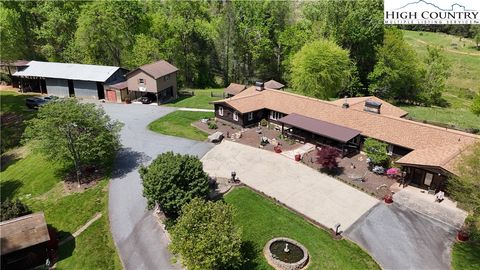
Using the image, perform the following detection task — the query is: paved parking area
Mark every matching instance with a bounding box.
[201,140,378,230]
[345,203,457,270]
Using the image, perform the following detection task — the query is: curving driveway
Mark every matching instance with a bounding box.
[100,103,213,270]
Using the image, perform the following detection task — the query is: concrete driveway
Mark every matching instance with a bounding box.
[201,141,378,230]
[345,202,457,270]
[100,103,213,270]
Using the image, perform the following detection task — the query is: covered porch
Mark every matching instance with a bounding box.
[278,113,361,157]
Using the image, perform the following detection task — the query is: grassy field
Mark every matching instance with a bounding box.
[148,111,213,141]
[224,187,380,270]
[401,30,480,130]
[164,88,224,109]
[452,241,480,270]
[0,147,121,269]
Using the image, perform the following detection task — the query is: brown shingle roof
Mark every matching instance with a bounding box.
[330,96,408,118]
[126,60,178,79]
[224,83,247,96]
[264,79,285,90]
[0,212,50,255]
[213,88,479,175]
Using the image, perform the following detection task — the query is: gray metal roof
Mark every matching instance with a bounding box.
[13,61,120,82]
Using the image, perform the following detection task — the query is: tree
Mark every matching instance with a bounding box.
[471,25,480,50]
[316,146,340,172]
[290,39,355,99]
[126,34,165,69]
[1,199,31,222]
[419,46,449,106]
[0,6,25,65]
[140,152,210,217]
[23,99,122,185]
[363,138,389,165]
[471,94,480,116]
[170,198,243,270]
[369,28,422,102]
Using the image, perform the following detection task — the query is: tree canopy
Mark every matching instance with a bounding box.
[0,6,25,64]
[0,199,31,222]
[140,152,210,217]
[290,39,354,99]
[169,198,243,270]
[363,138,389,166]
[23,99,122,184]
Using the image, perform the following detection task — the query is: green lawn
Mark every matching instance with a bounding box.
[164,88,224,109]
[452,241,480,270]
[224,187,380,269]
[148,111,213,141]
[0,148,121,269]
[401,30,480,131]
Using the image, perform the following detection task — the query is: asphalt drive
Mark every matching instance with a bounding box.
[100,103,213,270]
[345,202,457,270]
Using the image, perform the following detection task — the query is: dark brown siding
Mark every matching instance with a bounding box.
[242,109,267,126]
[214,103,244,126]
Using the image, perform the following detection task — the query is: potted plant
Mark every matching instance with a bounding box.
[457,224,471,242]
[274,146,282,153]
[384,193,394,204]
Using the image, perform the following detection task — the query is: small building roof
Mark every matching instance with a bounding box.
[106,80,128,90]
[330,96,408,118]
[0,60,30,67]
[224,83,247,96]
[278,113,361,143]
[0,212,50,255]
[126,60,178,79]
[13,61,121,82]
[264,79,285,90]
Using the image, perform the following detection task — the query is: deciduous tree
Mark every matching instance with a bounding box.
[1,199,31,222]
[420,46,450,106]
[170,198,243,270]
[23,99,122,185]
[363,138,389,166]
[290,39,355,99]
[316,146,341,172]
[140,152,210,217]
[0,6,25,65]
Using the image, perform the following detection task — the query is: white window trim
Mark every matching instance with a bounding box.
[233,111,239,121]
[248,112,253,121]
[270,111,283,120]
[218,106,224,116]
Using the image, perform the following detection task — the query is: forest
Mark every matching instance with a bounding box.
[1,0,480,107]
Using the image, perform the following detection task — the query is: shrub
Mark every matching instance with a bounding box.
[1,199,31,221]
[140,152,210,217]
[208,121,217,129]
[363,138,389,166]
[260,118,268,127]
[170,198,243,270]
[316,146,341,172]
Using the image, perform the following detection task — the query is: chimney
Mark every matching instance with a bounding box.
[255,81,265,91]
[364,100,382,114]
[342,96,349,109]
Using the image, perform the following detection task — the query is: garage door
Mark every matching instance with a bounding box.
[73,80,98,99]
[106,90,117,102]
[45,78,69,97]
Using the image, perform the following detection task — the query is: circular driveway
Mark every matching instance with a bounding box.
[100,103,213,270]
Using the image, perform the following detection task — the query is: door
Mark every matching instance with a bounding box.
[106,90,117,102]
[424,173,433,187]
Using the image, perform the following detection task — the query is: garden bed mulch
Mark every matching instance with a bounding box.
[63,166,105,193]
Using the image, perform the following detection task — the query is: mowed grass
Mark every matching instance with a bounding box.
[224,187,380,270]
[0,148,121,269]
[148,111,213,141]
[164,88,224,109]
[0,90,38,115]
[401,30,480,130]
[452,241,480,270]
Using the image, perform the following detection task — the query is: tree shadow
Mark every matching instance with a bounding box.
[0,152,22,172]
[112,148,150,179]
[239,240,260,270]
[319,166,345,176]
[0,179,23,202]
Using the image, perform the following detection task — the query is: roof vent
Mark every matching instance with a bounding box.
[364,100,382,114]
[342,96,349,109]
[255,81,265,91]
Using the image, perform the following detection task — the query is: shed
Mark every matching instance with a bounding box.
[264,79,285,90]
[224,83,247,97]
[13,61,127,99]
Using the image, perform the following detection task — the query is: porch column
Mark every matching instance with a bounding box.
[281,123,284,134]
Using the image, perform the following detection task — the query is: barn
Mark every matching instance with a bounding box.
[13,61,127,99]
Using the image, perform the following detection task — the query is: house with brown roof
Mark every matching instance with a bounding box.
[125,60,178,104]
[224,83,247,97]
[1,212,52,270]
[264,79,285,90]
[212,84,479,190]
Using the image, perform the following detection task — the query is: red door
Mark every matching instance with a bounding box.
[106,90,117,102]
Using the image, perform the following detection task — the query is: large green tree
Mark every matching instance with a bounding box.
[363,138,389,166]
[419,46,450,106]
[140,152,210,217]
[0,6,25,64]
[170,198,243,270]
[369,28,422,102]
[23,99,122,185]
[290,39,354,99]
[125,34,165,69]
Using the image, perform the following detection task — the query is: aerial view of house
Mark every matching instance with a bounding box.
[1,1,479,270]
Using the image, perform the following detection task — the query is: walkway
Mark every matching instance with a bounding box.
[201,140,378,230]
[177,107,214,112]
[101,103,213,270]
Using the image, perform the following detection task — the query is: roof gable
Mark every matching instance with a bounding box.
[126,60,178,79]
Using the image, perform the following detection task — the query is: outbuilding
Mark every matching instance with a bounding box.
[13,61,127,99]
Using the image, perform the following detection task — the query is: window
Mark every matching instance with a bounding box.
[233,111,239,121]
[218,106,224,116]
[138,78,145,84]
[387,144,394,156]
[270,111,283,120]
[164,74,171,81]
[248,112,253,121]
